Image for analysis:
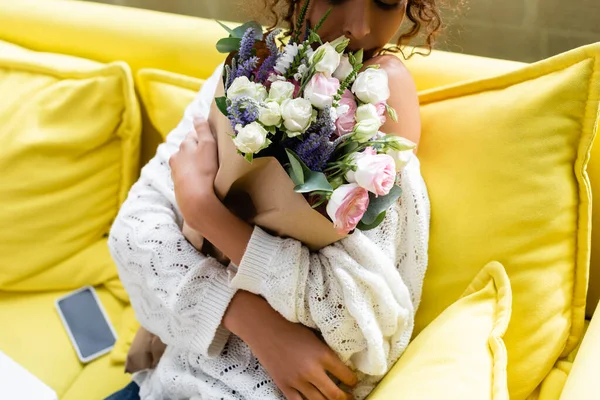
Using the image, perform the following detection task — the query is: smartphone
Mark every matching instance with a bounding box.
[55,286,118,363]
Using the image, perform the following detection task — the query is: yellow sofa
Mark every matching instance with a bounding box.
[0,1,598,399]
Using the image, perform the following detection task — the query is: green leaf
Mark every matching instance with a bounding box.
[216,20,235,36]
[244,152,254,163]
[314,7,332,33]
[357,211,387,231]
[294,172,333,193]
[286,149,333,194]
[386,104,398,123]
[285,149,306,185]
[360,185,402,225]
[216,37,242,53]
[232,21,264,40]
[215,96,229,117]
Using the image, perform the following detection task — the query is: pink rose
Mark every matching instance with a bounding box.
[326,184,370,235]
[303,73,340,109]
[335,90,358,136]
[375,101,387,125]
[347,148,397,196]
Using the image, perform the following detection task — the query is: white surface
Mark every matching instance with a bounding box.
[0,350,57,400]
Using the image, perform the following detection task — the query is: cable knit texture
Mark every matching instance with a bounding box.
[108,65,430,400]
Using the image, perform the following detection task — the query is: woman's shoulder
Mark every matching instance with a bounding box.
[363,54,415,87]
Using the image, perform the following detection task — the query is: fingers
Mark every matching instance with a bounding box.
[311,372,351,400]
[193,114,214,141]
[297,382,327,400]
[323,352,358,388]
[282,387,303,400]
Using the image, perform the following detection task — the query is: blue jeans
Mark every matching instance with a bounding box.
[105,382,140,400]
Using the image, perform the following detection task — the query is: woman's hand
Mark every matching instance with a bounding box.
[225,291,358,400]
[169,115,219,228]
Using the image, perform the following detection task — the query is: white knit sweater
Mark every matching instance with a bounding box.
[108,65,430,400]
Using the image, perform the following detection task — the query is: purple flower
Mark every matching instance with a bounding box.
[294,107,336,171]
[257,29,283,83]
[235,56,259,80]
[238,28,256,62]
[227,96,260,130]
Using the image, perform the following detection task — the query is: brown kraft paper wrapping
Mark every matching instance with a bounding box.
[208,80,345,251]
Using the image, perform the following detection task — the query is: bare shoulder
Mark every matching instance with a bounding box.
[364,54,415,88]
[364,54,421,146]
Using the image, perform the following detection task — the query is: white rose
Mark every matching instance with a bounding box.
[387,149,413,172]
[269,81,295,103]
[233,122,269,154]
[258,100,282,127]
[352,68,390,104]
[310,43,341,77]
[333,55,353,81]
[280,98,313,137]
[227,76,268,102]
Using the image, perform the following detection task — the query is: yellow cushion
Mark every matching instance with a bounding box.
[0,40,141,291]
[0,288,126,398]
[369,262,511,400]
[109,305,140,364]
[416,43,600,399]
[62,353,131,400]
[137,68,204,140]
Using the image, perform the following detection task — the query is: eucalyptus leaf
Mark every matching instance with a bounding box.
[360,185,402,225]
[232,21,264,40]
[357,211,387,231]
[286,166,302,186]
[294,172,333,193]
[215,96,229,117]
[285,149,306,185]
[216,37,242,53]
[216,20,235,36]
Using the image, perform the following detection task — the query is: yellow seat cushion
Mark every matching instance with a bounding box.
[416,43,600,399]
[0,40,141,292]
[137,68,204,140]
[369,261,511,400]
[62,352,131,400]
[0,288,126,398]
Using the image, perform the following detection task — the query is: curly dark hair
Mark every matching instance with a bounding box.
[260,0,444,57]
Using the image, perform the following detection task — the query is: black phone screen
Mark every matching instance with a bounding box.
[57,288,116,360]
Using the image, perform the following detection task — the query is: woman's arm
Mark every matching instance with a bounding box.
[181,121,428,387]
[108,66,239,357]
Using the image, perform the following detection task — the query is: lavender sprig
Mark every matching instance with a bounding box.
[257,29,283,83]
[227,96,260,130]
[238,28,257,62]
[294,108,336,171]
[235,56,259,80]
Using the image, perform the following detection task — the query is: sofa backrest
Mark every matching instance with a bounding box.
[1,0,597,316]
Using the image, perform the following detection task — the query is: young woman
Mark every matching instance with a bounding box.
[107,0,439,399]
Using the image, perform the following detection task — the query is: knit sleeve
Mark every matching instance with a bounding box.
[230,156,430,397]
[108,65,235,358]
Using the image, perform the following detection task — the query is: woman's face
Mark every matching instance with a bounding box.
[308,0,406,56]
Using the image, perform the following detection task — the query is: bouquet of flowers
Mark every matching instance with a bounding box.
[207,2,415,250]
